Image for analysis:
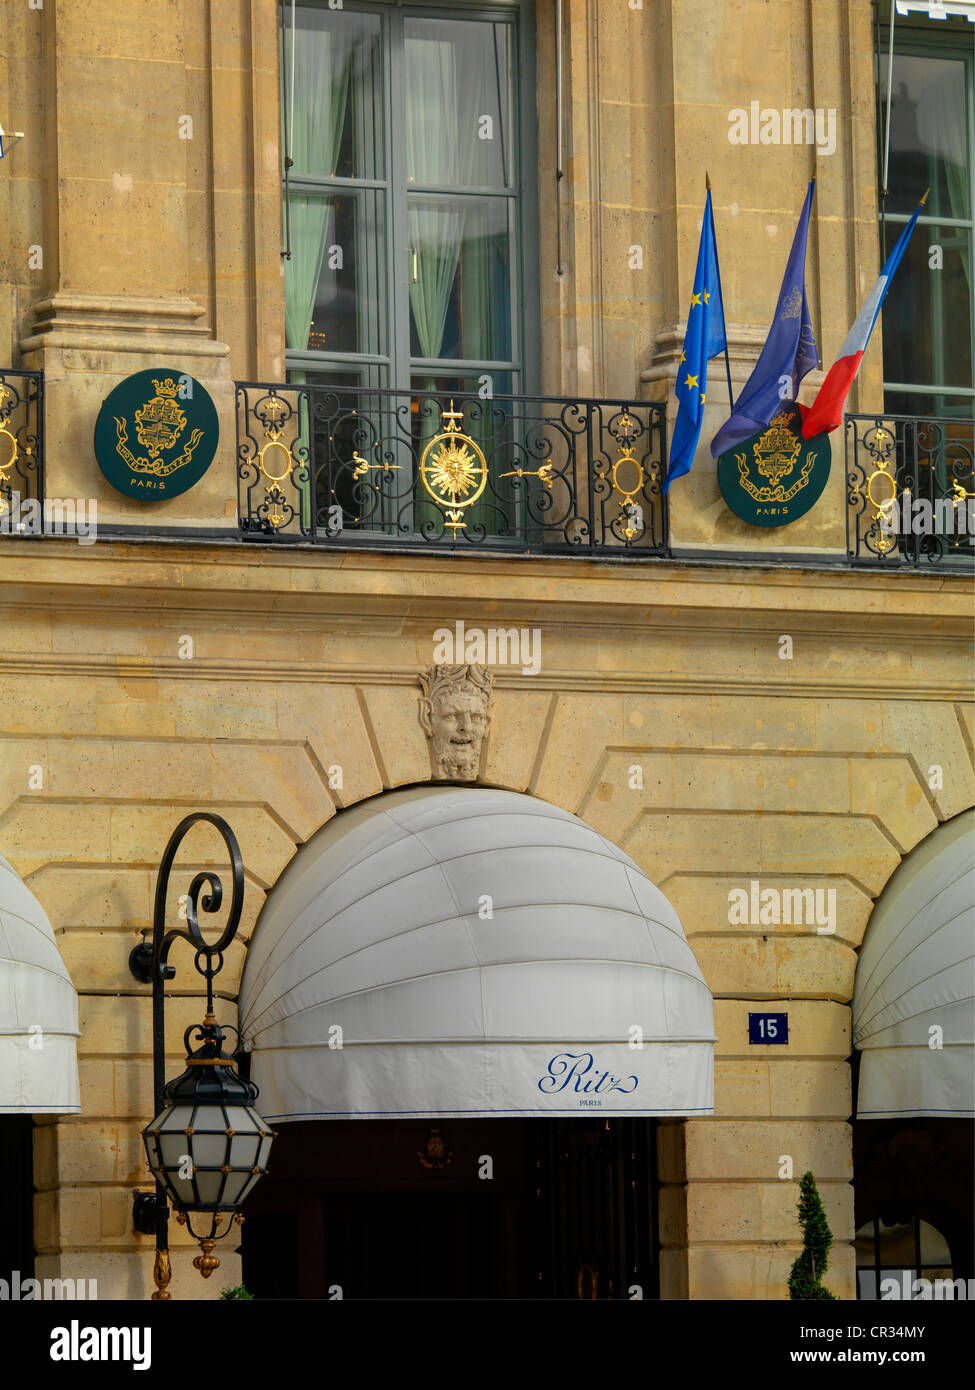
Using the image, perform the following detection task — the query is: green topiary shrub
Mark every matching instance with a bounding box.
[788,1171,838,1300]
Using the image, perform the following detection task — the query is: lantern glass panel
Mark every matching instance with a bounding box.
[194,1171,225,1206]
[230,1135,261,1167]
[166,1173,197,1206]
[225,1105,260,1133]
[156,1132,192,1171]
[192,1129,229,1169]
[221,1171,252,1206]
[158,1104,195,1134]
[235,1173,261,1205]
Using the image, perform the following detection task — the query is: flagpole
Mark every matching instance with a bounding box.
[707,172,736,412]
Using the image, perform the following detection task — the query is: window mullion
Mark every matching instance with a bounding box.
[387,6,410,392]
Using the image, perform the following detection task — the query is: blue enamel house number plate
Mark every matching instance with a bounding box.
[748,1012,788,1044]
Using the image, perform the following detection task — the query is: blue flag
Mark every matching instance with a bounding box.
[665,190,727,492]
[710,180,819,459]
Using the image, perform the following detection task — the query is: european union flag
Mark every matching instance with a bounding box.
[665,189,727,493]
[710,180,819,459]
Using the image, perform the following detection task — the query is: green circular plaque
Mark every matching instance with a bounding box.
[94,368,219,500]
[717,403,831,528]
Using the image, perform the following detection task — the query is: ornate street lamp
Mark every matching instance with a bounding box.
[129,814,273,1299]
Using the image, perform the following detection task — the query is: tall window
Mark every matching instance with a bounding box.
[877,19,974,418]
[280,1,536,400]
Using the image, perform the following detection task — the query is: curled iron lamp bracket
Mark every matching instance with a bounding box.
[128,811,245,1010]
[128,813,248,1299]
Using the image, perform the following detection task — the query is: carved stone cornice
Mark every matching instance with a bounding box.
[0,540,970,634]
[642,323,825,393]
[20,292,230,362]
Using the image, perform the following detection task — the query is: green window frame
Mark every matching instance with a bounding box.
[280,0,540,401]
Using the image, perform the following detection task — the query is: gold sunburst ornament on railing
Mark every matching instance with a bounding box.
[419,401,488,533]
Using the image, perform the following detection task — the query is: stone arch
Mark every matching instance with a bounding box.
[230,780,714,1299]
[850,807,975,1295]
[238,782,715,1120]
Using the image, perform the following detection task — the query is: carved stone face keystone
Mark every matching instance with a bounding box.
[419,664,493,781]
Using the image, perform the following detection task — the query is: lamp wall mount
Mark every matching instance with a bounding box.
[128,813,249,1300]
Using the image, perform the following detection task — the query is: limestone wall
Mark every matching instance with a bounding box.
[2,542,970,1298]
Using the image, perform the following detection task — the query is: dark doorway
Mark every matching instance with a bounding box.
[0,1117,35,1286]
[241,1116,657,1300]
[853,1117,975,1297]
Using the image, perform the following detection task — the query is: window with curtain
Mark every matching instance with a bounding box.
[280,1,535,538]
[281,1,530,398]
[877,28,974,420]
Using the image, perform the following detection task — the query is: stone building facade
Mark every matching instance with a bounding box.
[0,0,971,1300]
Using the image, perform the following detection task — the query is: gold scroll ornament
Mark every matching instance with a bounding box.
[0,383,31,516]
[255,396,297,530]
[850,425,897,554]
[609,413,649,540]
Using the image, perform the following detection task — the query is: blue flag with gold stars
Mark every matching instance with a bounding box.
[665,189,727,492]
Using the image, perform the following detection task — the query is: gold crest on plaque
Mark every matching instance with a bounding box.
[735,410,815,504]
[114,378,204,478]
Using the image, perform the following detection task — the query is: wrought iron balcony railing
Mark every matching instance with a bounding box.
[846,413,975,567]
[235,385,668,556]
[0,369,44,531]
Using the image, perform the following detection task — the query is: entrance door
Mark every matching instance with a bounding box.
[241,1117,657,1300]
[0,1117,34,1287]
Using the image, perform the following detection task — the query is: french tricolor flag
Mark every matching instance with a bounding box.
[801,192,927,440]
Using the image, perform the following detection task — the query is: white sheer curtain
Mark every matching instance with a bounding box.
[405,29,487,363]
[917,71,971,288]
[283,18,353,351]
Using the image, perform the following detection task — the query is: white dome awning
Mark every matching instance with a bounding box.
[0,852,81,1114]
[854,809,975,1120]
[240,787,715,1120]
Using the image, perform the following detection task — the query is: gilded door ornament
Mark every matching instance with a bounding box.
[419,663,493,781]
[417,1126,453,1170]
[576,1262,601,1300]
[418,401,488,534]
